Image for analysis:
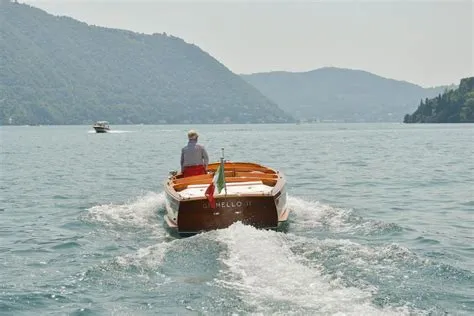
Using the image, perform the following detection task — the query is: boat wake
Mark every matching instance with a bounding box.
[79,192,466,315]
[87,130,134,134]
[210,223,420,315]
[287,196,403,236]
[83,191,167,238]
[107,130,134,133]
[82,191,402,241]
[83,191,401,238]
[87,221,427,315]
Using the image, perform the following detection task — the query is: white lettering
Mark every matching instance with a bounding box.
[202,200,252,208]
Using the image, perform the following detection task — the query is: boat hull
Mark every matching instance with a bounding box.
[163,161,289,235]
[164,186,288,235]
[93,127,109,133]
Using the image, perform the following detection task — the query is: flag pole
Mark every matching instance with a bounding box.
[221,147,227,196]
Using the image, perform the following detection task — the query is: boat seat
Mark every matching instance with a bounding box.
[173,176,278,192]
[207,165,274,173]
[186,181,263,189]
[178,180,274,198]
[173,170,234,185]
[234,171,278,179]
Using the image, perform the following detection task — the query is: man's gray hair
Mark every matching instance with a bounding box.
[187,129,198,140]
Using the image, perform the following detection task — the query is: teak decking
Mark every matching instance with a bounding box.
[170,162,280,192]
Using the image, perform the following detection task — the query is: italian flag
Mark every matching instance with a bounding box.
[205,162,226,208]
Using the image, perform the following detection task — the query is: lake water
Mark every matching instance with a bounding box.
[1,123,473,315]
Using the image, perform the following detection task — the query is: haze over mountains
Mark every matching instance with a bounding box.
[241,69,453,122]
[0,1,457,125]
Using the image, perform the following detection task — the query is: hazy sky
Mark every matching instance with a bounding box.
[23,0,473,87]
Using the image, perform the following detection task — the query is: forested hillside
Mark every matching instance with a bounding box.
[0,1,293,125]
[404,77,474,123]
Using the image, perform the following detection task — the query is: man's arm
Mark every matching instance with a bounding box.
[180,149,184,172]
[202,146,209,170]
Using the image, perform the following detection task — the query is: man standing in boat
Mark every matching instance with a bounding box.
[181,130,209,177]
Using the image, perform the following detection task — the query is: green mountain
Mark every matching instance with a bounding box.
[404,77,474,123]
[241,68,454,122]
[0,1,294,125]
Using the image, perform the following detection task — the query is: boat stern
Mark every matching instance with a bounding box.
[176,196,279,234]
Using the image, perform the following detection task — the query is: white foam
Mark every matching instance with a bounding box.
[288,196,397,235]
[87,130,134,134]
[306,237,417,271]
[114,242,172,272]
[85,191,166,237]
[211,223,415,315]
[107,130,134,133]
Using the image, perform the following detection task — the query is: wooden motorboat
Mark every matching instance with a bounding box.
[93,121,110,133]
[163,161,289,235]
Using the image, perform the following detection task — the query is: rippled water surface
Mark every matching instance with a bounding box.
[1,123,473,315]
